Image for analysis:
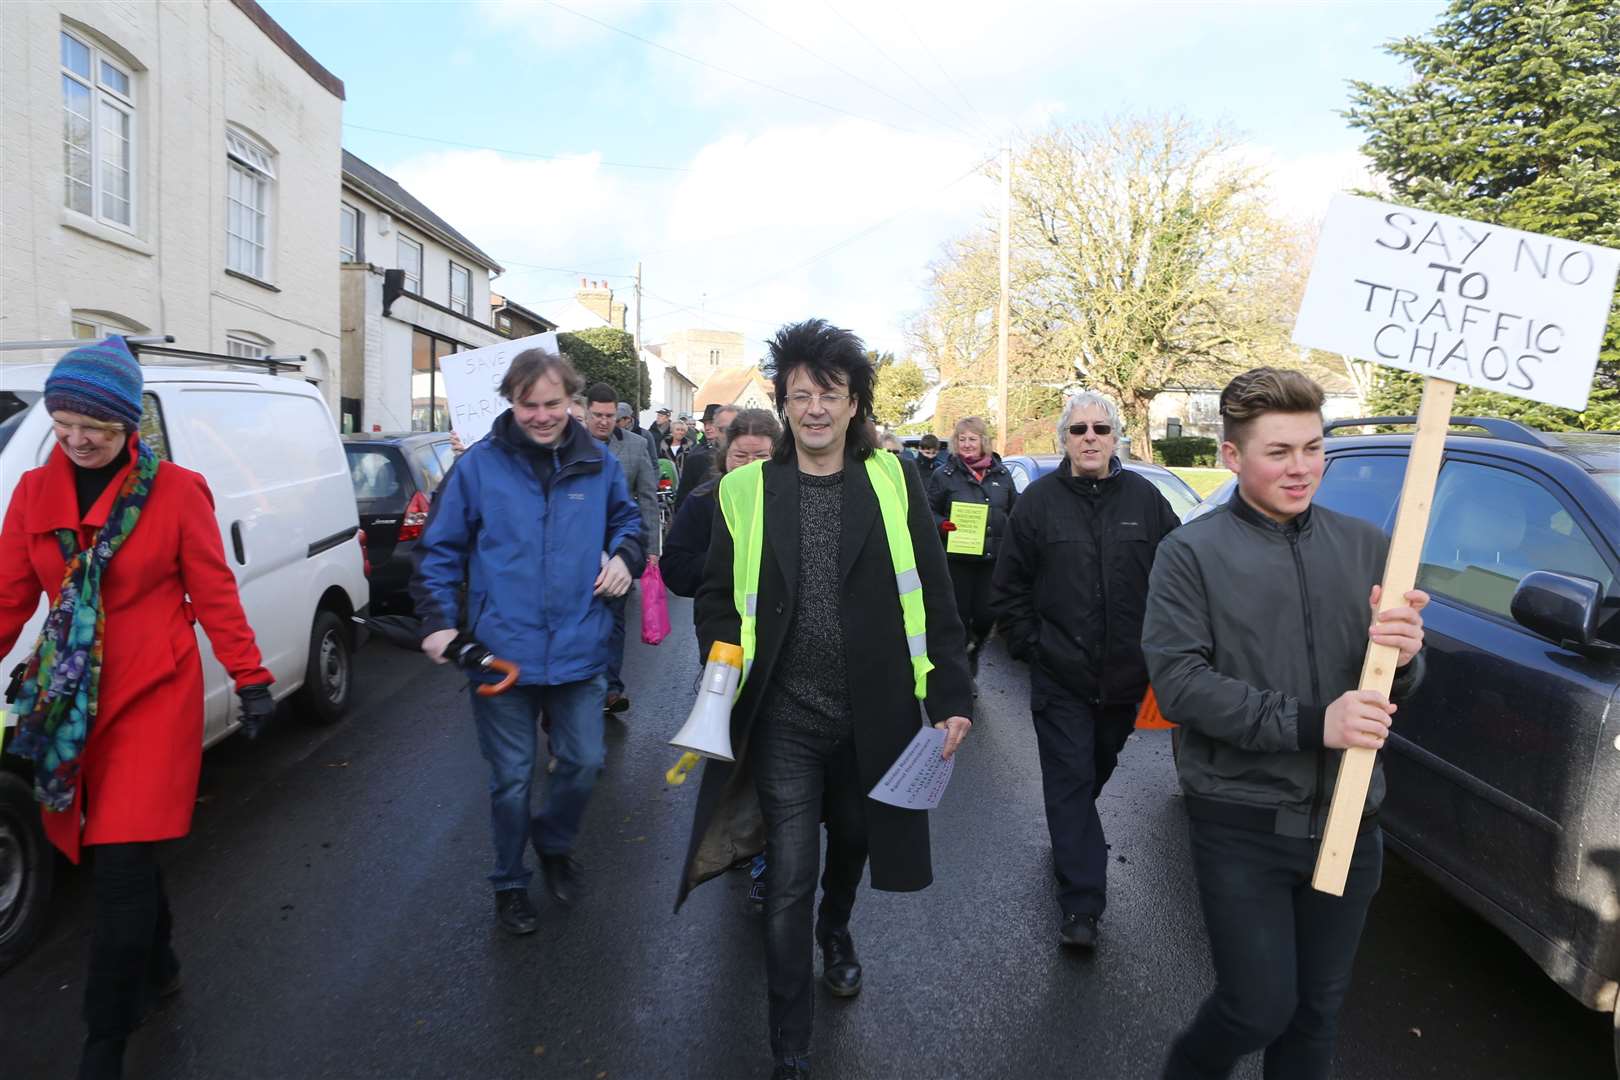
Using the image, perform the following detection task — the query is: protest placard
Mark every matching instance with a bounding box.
[1296,197,1619,896]
[945,501,989,556]
[1294,194,1618,411]
[436,332,560,445]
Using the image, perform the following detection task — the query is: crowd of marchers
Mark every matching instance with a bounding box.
[0,325,1426,1080]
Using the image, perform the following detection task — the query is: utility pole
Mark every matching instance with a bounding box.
[996,144,1011,449]
[634,260,645,410]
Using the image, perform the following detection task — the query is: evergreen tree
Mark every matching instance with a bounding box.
[1345,0,1620,428]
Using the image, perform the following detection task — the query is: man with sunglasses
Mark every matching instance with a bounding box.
[993,392,1180,948]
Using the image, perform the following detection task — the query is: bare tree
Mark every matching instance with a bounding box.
[1006,117,1299,460]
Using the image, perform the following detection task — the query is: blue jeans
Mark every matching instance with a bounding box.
[469,675,606,892]
[1030,668,1137,918]
[605,592,627,697]
[1163,818,1383,1079]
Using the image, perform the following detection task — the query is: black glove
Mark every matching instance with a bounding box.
[237,685,275,741]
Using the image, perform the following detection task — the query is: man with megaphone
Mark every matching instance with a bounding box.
[676,320,975,1080]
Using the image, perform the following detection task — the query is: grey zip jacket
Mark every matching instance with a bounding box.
[1142,493,1425,838]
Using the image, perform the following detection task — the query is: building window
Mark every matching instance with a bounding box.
[449,262,470,315]
[411,329,458,432]
[226,332,271,360]
[61,29,135,228]
[709,349,721,365]
[398,236,423,294]
[497,313,512,334]
[339,202,362,262]
[225,129,275,280]
[71,312,138,340]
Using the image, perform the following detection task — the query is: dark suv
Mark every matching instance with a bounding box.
[1193,417,1619,1057]
[341,432,456,611]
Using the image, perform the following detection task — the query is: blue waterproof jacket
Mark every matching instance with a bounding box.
[411,411,645,686]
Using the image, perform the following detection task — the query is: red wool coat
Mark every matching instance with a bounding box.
[0,439,270,862]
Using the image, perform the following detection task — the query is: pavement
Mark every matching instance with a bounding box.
[0,591,1611,1079]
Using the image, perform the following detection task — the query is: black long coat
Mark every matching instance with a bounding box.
[676,450,975,908]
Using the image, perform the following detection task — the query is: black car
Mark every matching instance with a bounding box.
[342,432,456,612]
[1001,453,1204,520]
[1187,417,1620,1057]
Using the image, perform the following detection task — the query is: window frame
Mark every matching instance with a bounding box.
[225,128,276,281]
[410,327,459,432]
[398,236,424,294]
[225,332,272,360]
[1414,453,1617,629]
[339,202,362,262]
[70,312,137,341]
[61,28,136,231]
[448,261,470,315]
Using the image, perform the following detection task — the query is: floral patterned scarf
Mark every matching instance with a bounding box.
[11,440,159,812]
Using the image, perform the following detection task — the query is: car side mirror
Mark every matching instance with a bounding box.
[1510,571,1603,649]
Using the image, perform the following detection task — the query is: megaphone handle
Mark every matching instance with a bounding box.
[474,657,521,697]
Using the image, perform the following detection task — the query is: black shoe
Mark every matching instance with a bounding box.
[78,1038,126,1080]
[604,693,630,714]
[819,927,862,997]
[494,889,539,935]
[540,854,582,907]
[769,1054,811,1079]
[1059,913,1099,948]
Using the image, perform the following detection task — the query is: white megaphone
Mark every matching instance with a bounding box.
[669,641,743,763]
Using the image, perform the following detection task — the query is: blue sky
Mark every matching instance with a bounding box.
[265,0,1448,358]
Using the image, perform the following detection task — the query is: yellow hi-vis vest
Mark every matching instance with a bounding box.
[717,453,933,701]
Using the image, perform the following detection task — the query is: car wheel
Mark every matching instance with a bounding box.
[0,770,54,975]
[296,609,352,725]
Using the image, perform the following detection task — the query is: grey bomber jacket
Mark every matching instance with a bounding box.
[1142,493,1425,838]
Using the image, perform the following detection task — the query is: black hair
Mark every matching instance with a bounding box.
[763,318,878,464]
[919,433,939,451]
[585,381,618,405]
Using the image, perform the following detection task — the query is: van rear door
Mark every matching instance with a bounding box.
[166,384,357,724]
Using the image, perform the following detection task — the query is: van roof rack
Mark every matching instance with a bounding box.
[1323,415,1565,450]
[132,344,304,376]
[0,335,302,376]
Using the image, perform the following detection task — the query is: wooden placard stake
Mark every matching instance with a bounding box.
[1312,376,1457,895]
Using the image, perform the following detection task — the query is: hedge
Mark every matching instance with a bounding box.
[1151,436,1218,467]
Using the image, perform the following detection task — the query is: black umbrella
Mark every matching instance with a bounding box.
[353,615,519,696]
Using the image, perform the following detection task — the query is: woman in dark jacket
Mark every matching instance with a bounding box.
[0,338,273,1079]
[926,416,1017,675]
[661,409,780,598]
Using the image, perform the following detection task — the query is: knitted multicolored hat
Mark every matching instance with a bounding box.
[45,335,143,430]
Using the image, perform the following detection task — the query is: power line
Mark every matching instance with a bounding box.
[343,122,692,173]
[497,257,637,279]
[819,1,984,141]
[544,0,978,147]
[722,2,976,143]
[640,151,996,321]
[898,9,991,134]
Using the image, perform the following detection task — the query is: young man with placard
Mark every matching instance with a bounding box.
[1143,368,1429,1078]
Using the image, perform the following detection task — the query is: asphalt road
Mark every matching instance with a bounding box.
[0,592,1611,1079]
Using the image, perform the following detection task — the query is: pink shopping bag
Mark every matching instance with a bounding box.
[641,562,671,645]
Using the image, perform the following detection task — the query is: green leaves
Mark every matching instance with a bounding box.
[1346,0,1619,424]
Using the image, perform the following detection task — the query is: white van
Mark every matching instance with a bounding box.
[0,364,369,968]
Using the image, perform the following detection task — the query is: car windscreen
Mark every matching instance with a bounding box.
[344,447,408,509]
[0,391,40,455]
[1146,472,1201,519]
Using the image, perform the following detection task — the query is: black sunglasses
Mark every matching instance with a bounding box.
[1068,422,1113,436]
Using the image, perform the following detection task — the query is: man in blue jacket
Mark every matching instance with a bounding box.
[412,347,644,935]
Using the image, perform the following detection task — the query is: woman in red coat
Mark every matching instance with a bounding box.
[0,338,273,1080]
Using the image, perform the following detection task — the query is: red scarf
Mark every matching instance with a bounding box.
[959,451,993,481]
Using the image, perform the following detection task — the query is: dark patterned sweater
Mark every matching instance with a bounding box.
[764,471,852,739]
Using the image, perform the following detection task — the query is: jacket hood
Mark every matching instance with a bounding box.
[492,410,604,469]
